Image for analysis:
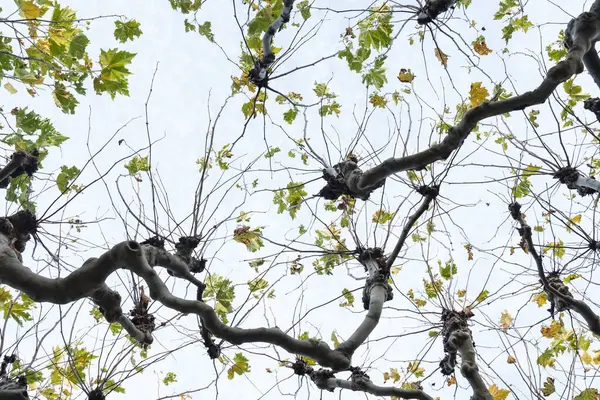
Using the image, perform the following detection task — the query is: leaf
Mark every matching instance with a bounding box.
[543,240,565,259]
[114,20,143,43]
[407,361,424,378]
[488,384,510,400]
[398,68,415,83]
[227,353,250,379]
[507,355,516,364]
[21,1,42,19]
[372,209,395,224]
[4,83,17,94]
[447,376,456,386]
[434,47,448,67]
[124,155,150,175]
[540,377,555,397]
[56,165,80,193]
[438,259,457,280]
[537,348,555,368]
[469,82,489,107]
[198,21,214,42]
[94,49,136,98]
[331,332,340,348]
[297,0,311,20]
[575,389,600,400]
[162,372,177,386]
[499,310,513,330]
[233,226,264,252]
[473,36,492,55]
[339,289,355,307]
[203,275,235,323]
[475,290,489,303]
[541,320,562,338]
[69,33,90,59]
[532,293,547,307]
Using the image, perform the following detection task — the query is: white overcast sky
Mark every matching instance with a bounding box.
[2,0,599,399]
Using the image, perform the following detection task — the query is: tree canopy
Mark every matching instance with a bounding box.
[1,0,600,399]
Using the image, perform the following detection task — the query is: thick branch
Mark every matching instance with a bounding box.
[262,0,294,65]
[354,6,600,193]
[0,238,352,370]
[335,258,388,357]
[417,0,457,24]
[440,310,492,400]
[0,150,39,189]
[325,378,434,400]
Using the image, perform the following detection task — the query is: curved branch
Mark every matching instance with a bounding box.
[351,5,600,194]
[325,378,434,400]
[262,0,295,65]
[0,237,353,370]
[335,259,387,357]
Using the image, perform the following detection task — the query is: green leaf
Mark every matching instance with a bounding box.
[339,288,355,307]
[297,0,311,20]
[227,353,250,379]
[540,377,555,397]
[162,372,177,386]
[198,21,214,42]
[56,165,80,193]
[124,155,150,175]
[114,20,143,43]
[68,33,90,58]
[283,108,298,124]
[203,275,235,323]
[94,49,136,98]
[575,389,600,400]
[438,259,457,280]
[372,209,395,224]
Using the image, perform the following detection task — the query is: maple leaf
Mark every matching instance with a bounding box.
[469,82,489,107]
[489,384,510,400]
[499,310,513,330]
[532,293,547,307]
[398,68,415,83]
[434,47,449,67]
[540,377,555,397]
[473,36,493,55]
[541,320,562,338]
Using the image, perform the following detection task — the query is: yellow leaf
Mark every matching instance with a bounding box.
[571,214,582,224]
[541,320,562,338]
[582,350,593,365]
[473,37,493,55]
[447,376,456,386]
[434,47,448,67]
[398,68,415,83]
[4,83,17,94]
[532,293,547,307]
[469,82,489,107]
[507,355,516,364]
[489,384,511,400]
[499,310,513,330]
[21,1,41,19]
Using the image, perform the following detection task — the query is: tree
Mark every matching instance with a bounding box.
[1,0,600,399]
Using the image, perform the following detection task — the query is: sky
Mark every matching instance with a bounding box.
[1,0,599,399]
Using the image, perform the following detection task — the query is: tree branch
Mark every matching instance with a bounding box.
[509,203,600,335]
[347,5,600,195]
[0,237,355,370]
[325,377,434,400]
